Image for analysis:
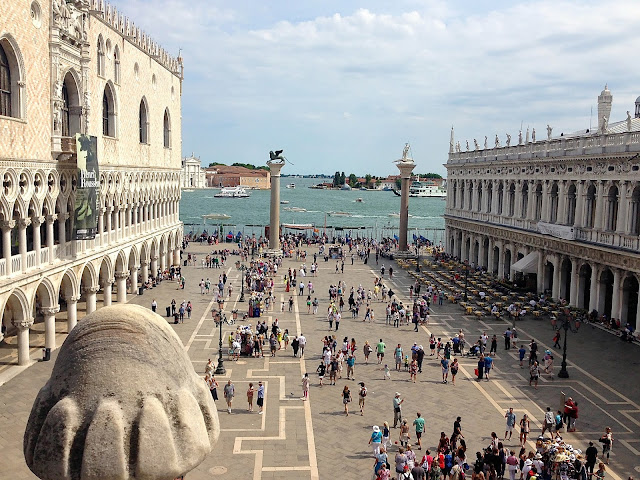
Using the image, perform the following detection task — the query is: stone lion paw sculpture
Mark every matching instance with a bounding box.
[24,304,220,480]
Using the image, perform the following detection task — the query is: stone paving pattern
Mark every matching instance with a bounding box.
[1,242,639,479]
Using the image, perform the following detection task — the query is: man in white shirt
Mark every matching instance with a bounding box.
[542,406,554,436]
[298,334,307,357]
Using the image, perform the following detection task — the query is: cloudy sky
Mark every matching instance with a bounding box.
[116,0,640,176]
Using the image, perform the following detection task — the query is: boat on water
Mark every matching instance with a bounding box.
[309,184,327,189]
[355,198,364,203]
[284,207,307,212]
[280,200,290,204]
[182,189,195,192]
[286,183,296,189]
[388,213,413,218]
[213,186,250,198]
[202,213,231,221]
[328,211,351,217]
[409,181,446,197]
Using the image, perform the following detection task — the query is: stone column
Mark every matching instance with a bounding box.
[536,250,545,294]
[396,159,416,252]
[611,269,622,321]
[159,251,166,273]
[569,258,579,307]
[1,220,15,276]
[497,246,505,280]
[487,239,495,274]
[267,160,285,252]
[98,208,105,238]
[18,218,30,273]
[150,256,158,279]
[478,238,486,269]
[527,182,536,221]
[105,207,112,241]
[67,295,79,332]
[58,212,68,246]
[32,216,43,267]
[102,280,113,307]
[551,256,561,300]
[130,265,138,294]
[557,181,567,224]
[46,214,56,263]
[13,318,34,366]
[540,183,550,222]
[85,286,98,314]
[574,182,585,228]
[42,306,60,350]
[115,272,129,303]
[141,260,149,285]
[514,183,523,218]
[616,183,629,235]
[589,266,599,312]
[593,182,605,231]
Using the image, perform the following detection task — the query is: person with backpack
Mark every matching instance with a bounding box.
[358,382,367,415]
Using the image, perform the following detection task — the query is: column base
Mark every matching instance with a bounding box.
[263,249,283,258]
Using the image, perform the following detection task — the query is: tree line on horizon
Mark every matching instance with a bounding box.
[332,171,442,189]
[208,162,270,171]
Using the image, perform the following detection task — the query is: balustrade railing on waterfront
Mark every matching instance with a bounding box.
[11,254,21,274]
[0,258,5,276]
[40,248,49,265]
[26,251,37,270]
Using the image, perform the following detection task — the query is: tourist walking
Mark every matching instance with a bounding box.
[256,381,265,414]
[600,427,613,464]
[377,338,386,364]
[358,382,367,415]
[393,392,404,428]
[519,414,530,446]
[223,380,235,414]
[302,373,310,400]
[441,357,449,384]
[529,361,540,389]
[450,358,459,385]
[369,425,383,456]
[342,385,352,416]
[504,407,516,441]
[298,333,307,357]
[151,299,157,312]
[205,373,218,401]
[246,383,254,412]
[413,412,425,450]
[395,343,403,371]
[410,358,418,383]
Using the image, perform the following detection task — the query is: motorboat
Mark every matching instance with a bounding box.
[328,211,351,217]
[280,200,290,204]
[202,213,231,221]
[355,198,364,203]
[182,189,195,192]
[408,181,446,197]
[213,186,250,198]
[286,183,296,189]
[284,207,307,212]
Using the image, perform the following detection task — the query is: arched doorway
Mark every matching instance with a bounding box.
[544,261,554,295]
[578,264,592,309]
[492,246,499,275]
[1,290,31,365]
[621,275,639,327]
[504,249,512,279]
[559,258,572,303]
[598,269,614,320]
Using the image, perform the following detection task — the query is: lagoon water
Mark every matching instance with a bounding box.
[179,177,446,241]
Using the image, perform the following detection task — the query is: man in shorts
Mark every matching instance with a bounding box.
[413,412,425,450]
[358,382,367,415]
[504,407,516,440]
[542,406,554,436]
[376,338,386,364]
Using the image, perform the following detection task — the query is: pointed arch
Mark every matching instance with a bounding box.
[163,108,171,148]
[139,96,149,144]
[0,33,26,119]
[97,34,105,77]
[113,44,121,83]
[102,80,117,137]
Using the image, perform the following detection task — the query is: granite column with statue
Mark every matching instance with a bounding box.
[267,160,285,253]
[395,144,416,252]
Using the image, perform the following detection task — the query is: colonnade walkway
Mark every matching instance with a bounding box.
[0,242,639,479]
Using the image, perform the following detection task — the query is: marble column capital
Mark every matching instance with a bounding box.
[0,220,16,231]
[46,214,58,224]
[18,218,32,229]
[12,318,34,330]
[85,286,100,294]
[150,255,159,261]
[68,295,81,304]
[32,216,45,227]
[59,212,70,221]
[41,306,61,316]
[115,271,130,280]
[102,279,114,287]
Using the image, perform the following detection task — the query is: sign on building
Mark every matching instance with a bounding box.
[74,134,100,240]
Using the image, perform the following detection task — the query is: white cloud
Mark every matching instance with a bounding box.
[110,0,640,175]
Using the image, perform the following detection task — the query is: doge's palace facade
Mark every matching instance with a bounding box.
[0,0,183,365]
[445,86,640,330]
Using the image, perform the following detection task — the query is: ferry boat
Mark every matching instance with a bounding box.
[408,181,446,197]
[286,183,296,189]
[284,207,307,212]
[213,186,250,198]
[328,211,351,217]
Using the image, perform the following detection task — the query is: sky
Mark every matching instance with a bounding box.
[115,0,640,176]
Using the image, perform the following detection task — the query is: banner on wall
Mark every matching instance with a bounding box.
[73,134,100,240]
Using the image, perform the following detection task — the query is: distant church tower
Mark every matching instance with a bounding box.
[597,85,613,131]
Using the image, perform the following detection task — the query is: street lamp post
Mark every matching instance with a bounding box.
[415,244,421,272]
[557,309,577,378]
[238,264,246,302]
[214,309,226,375]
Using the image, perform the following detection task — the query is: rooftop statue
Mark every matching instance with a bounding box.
[518,130,523,145]
[24,305,220,480]
[402,142,412,161]
[484,136,488,149]
[495,134,500,148]
[547,124,552,140]
[465,140,469,151]
[474,139,479,150]
[505,133,511,147]
[532,128,536,142]
[628,111,632,132]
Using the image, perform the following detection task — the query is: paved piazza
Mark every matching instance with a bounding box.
[1,243,639,479]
